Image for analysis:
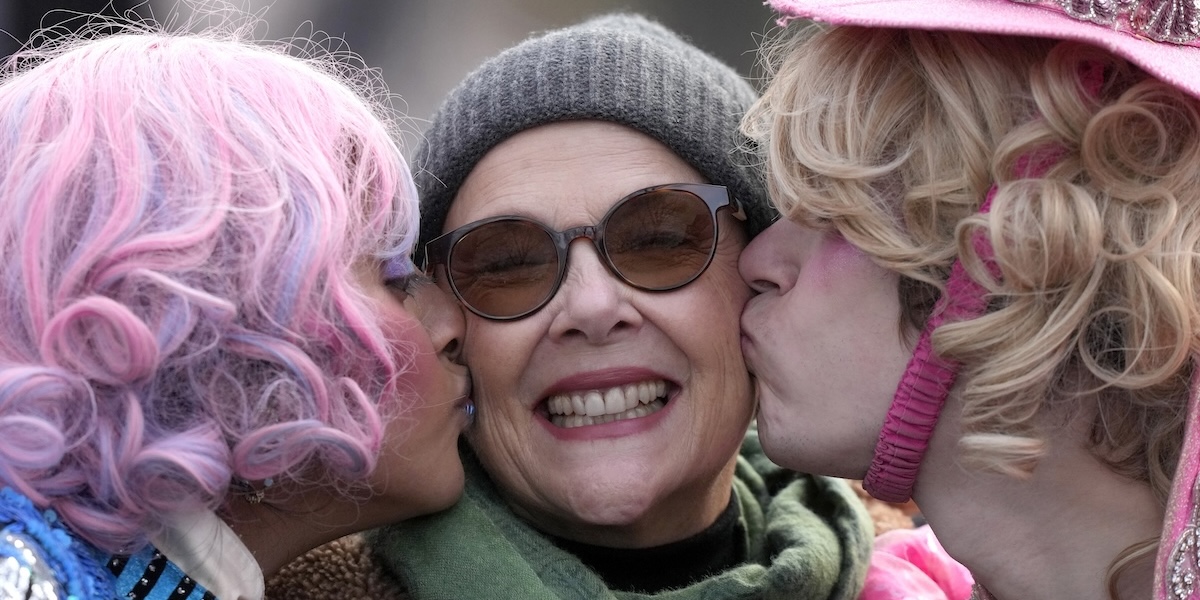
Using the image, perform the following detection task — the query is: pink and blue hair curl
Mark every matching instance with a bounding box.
[0,25,420,553]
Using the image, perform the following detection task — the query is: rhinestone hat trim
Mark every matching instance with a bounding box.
[1011,0,1200,44]
[1159,361,1200,599]
[1166,496,1199,600]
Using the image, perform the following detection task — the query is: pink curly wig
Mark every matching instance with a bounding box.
[0,27,419,552]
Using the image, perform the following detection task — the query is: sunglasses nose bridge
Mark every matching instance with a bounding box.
[556,223,624,284]
[558,224,604,257]
[560,224,599,242]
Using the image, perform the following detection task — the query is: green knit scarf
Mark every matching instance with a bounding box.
[368,431,873,600]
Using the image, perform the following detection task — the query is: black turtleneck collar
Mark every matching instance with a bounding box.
[549,492,745,593]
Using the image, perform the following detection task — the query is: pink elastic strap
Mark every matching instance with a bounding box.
[864,64,1096,503]
[863,191,999,503]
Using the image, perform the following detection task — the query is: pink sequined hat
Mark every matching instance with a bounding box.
[768,0,1200,100]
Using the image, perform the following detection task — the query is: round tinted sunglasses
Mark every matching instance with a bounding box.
[422,183,746,321]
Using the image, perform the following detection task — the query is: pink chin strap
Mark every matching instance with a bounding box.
[865,61,1105,504]
[862,190,999,503]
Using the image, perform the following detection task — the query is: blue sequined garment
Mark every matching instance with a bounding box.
[106,547,216,600]
[0,486,112,600]
[1,487,217,600]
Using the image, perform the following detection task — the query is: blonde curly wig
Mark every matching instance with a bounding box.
[745,26,1198,509]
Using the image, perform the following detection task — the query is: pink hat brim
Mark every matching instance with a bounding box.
[769,0,1200,100]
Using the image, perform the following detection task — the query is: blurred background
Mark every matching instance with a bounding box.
[0,1,778,138]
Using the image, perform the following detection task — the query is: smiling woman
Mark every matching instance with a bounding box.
[440,119,753,546]
[287,12,877,600]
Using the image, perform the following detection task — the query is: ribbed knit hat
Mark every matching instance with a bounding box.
[413,13,773,261]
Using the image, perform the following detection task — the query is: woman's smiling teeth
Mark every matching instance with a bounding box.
[546,380,668,428]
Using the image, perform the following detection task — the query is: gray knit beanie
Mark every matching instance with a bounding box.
[413,13,773,261]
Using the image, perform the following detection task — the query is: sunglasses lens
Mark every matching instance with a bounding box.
[606,188,716,289]
[448,220,558,318]
[441,186,724,320]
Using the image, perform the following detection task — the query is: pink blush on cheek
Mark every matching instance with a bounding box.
[805,231,872,287]
[379,316,440,394]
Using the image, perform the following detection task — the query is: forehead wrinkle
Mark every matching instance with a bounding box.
[449,122,707,230]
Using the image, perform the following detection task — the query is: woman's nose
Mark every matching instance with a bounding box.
[546,240,643,343]
[414,282,465,363]
[739,219,796,294]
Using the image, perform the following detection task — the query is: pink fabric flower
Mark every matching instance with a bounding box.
[860,525,975,600]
